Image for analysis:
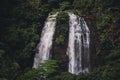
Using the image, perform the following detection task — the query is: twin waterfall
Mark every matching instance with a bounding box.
[67,13,90,74]
[33,12,90,75]
[33,13,58,68]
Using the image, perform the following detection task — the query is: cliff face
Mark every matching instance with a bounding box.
[85,16,98,70]
[51,12,69,71]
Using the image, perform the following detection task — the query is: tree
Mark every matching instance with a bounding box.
[18,60,59,80]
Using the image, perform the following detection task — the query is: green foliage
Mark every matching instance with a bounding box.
[0,0,120,80]
[18,60,58,80]
[55,11,69,45]
[50,63,120,80]
[105,47,120,62]
[48,0,59,9]
[0,0,50,79]
[55,35,65,44]
[0,50,5,57]
[0,78,7,80]
[60,1,71,10]
[97,14,111,30]
[90,63,120,80]
[60,72,77,80]
[73,0,93,14]
[40,60,58,75]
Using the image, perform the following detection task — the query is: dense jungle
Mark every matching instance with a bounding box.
[0,0,120,80]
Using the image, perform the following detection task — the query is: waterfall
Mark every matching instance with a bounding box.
[33,12,90,75]
[66,13,90,75]
[33,12,58,68]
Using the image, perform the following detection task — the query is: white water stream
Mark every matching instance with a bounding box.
[33,13,58,68]
[67,13,90,75]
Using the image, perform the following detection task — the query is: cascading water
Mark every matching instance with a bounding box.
[33,12,90,75]
[33,13,58,68]
[66,13,90,75]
